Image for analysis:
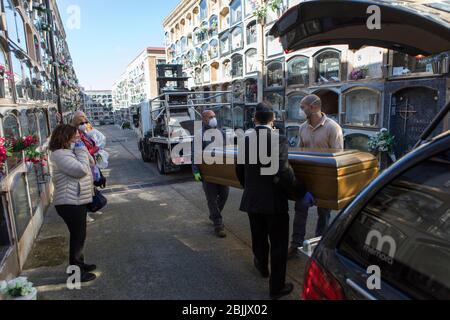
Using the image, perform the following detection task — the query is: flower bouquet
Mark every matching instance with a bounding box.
[0,277,37,300]
[0,137,12,173]
[350,66,369,80]
[368,128,397,163]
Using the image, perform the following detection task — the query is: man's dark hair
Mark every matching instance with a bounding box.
[254,103,275,125]
[49,125,77,152]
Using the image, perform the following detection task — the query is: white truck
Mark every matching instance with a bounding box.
[136,90,234,174]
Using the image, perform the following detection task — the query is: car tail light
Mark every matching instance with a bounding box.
[302,259,345,300]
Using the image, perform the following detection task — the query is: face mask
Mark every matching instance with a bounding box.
[208,117,218,128]
[79,124,87,132]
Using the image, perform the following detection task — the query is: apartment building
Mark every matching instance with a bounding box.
[112,47,166,111]
[84,90,114,125]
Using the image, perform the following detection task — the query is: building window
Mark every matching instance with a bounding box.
[38,111,49,143]
[231,26,243,52]
[220,7,230,31]
[34,36,41,64]
[287,56,310,87]
[199,0,208,21]
[193,28,202,45]
[223,60,231,79]
[4,0,28,53]
[194,68,202,85]
[234,106,244,129]
[10,173,32,240]
[202,43,209,60]
[11,53,26,99]
[391,52,434,76]
[48,109,56,131]
[245,78,257,103]
[209,15,218,37]
[0,198,11,259]
[232,80,244,103]
[264,91,284,120]
[343,89,380,128]
[266,0,287,24]
[287,94,307,121]
[230,0,243,25]
[245,0,257,17]
[245,49,257,74]
[266,61,284,88]
[231,54,243,78]
[315,50,341,83]
[202,65,211,83]
[220,32,230,56]
[3,114,22,170]
[168,44,175,60]
[27,165,40,214]
[165,32,170,47]
[186,50,194,68]
[0,46,13,99]
[211,62,219,82]
[266,34,283,58]
[180,37,187,54]
[209,39,219,59]
[246,21,257,45]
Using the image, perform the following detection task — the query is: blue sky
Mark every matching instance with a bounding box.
[57,0,180,90]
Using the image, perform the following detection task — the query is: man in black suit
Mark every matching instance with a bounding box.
[236,103,306,300]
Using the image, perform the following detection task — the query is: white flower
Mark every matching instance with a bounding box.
[0,280,7,294]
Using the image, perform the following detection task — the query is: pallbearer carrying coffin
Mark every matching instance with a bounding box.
[288,95,344,258]
[192,110,229,238]
[236,103,307,300]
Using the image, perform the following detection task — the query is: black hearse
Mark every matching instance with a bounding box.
[270,0,450,300]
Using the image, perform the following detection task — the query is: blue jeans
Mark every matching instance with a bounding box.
[202,182,229,228]
[291,201,331,247]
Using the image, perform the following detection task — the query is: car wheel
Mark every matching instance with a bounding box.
[156,149,167,175]
[141,149,151,163]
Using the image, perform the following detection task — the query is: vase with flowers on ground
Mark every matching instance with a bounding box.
[0,277,37,300]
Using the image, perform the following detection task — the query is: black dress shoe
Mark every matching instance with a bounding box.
[270,283,294,300]
[80,272,97,283]
[81,264,97,272]
[254,258,269,278]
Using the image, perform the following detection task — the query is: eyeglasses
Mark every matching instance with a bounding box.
[79,122,89,125]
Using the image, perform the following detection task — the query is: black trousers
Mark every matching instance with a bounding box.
[247,212,290,295]
[202,182,229,228]
[55,205,88,267]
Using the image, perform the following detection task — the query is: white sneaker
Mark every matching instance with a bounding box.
[95,211,104,216]
[87,214,95,223]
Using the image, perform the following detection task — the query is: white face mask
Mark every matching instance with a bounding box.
[208,117,218,128]
[79,124,87,132]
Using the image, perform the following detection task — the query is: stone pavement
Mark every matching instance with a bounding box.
[22,125,325,300]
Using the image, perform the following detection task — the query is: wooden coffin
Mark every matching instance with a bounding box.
[198,147,379,210]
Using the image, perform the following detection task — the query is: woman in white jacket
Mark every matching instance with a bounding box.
[49,125,96,283]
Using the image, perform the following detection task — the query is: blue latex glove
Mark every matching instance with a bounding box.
[301,192,316,208]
